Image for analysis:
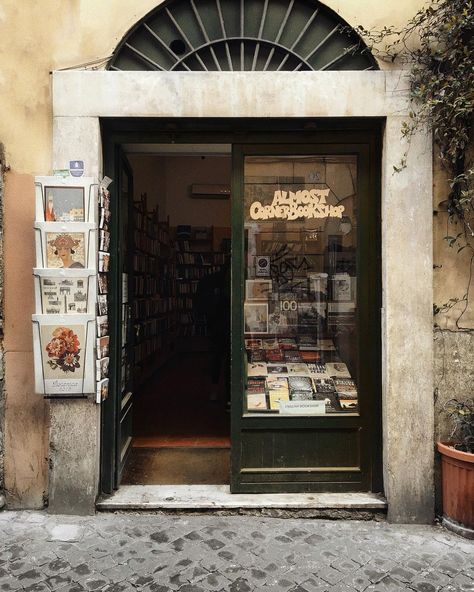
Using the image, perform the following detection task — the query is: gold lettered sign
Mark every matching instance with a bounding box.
[249,189,345,221]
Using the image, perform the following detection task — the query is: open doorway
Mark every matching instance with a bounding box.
[120,144,232,485]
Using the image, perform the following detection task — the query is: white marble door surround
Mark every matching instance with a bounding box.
[51,70,433,523]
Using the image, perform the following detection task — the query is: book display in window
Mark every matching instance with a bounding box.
[242,155,359,415]
[132,194,176,385]
[32,176,99,398]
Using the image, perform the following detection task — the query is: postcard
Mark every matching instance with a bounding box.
[332,273,352,301]
[244,302,268,334]
[97,335,110,359]
[46,232,86,269]
[97,315,109,337]
[96,357,110,381]
[44,186,85,222]
[39,275,89,314]
[245,279,272,300]
[99,230,110,252]
[40,324,86,390]
[99,186,110,209]
[96,378,109,403]
[98,251,110,273]
[97,294,108,316]
[99,207,111,230]
[98,274,108,295]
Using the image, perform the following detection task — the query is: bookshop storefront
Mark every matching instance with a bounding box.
[41,1,433,523]
[49,67,434,522]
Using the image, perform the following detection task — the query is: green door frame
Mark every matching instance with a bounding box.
[100,118,382,495]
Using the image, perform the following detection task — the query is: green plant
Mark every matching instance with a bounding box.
[357,0,474,329]
[443,398,474,453]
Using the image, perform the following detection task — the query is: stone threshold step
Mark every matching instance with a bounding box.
[97,485,387,512]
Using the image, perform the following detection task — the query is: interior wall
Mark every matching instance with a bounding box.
[127,155,166,217]
[129,154,231,227]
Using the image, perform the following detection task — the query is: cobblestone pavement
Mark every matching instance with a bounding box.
[0,511,473,592]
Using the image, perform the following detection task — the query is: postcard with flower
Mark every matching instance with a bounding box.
[40,324,86,393]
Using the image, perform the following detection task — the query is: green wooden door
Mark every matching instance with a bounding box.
[101,150,134,493]
[230,140,381,493]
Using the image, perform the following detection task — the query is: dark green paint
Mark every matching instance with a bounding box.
[100,119,382,496]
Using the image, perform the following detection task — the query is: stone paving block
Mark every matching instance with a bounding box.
[56,583,86,592]
[82,577,110,591]
[0,574,22,591]
[100,562,135,584]
[314,565,345,586]
[100,583,135,592]
[450,573,474,591]
[22,583,50,592]
[364,575,407,590]
[56,548,96,569]
[141,584,172,592]
[48,525,84,542]
[43,558,72,577]
[362,564,389,584]
[299,578,329,592]
[388,565,418,583]
[338,569,372,591]
[16,568,46,586]
[411,569,453,590]
[434,559,461,577]
[43,572,74,590]
[329,558,361,575]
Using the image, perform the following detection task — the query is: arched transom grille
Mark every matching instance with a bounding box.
[108,0,378,72]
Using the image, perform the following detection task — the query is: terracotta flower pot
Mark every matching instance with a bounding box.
[437,442,474,538]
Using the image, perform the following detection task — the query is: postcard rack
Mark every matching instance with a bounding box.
[32,175,106,399]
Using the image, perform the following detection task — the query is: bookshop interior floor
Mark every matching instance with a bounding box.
[122,352,231,485]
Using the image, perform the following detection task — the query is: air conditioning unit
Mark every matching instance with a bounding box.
[190,184,230,199]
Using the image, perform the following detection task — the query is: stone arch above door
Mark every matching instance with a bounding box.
[108,0,378,72]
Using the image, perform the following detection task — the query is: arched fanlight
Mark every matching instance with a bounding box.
[108,0,378,72]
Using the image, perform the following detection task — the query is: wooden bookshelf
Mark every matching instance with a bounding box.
[174,226,228,351]
[132,194,176,386]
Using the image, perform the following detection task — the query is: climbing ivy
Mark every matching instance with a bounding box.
[357,0,474,329]
[359,0,474,233]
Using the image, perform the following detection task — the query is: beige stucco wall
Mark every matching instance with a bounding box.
[0,0,441,509]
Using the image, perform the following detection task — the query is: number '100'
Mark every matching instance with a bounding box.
[280,300,297,311]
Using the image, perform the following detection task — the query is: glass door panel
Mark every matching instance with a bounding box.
[243,155,359,416]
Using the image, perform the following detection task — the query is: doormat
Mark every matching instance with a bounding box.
[122,448,230,485]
